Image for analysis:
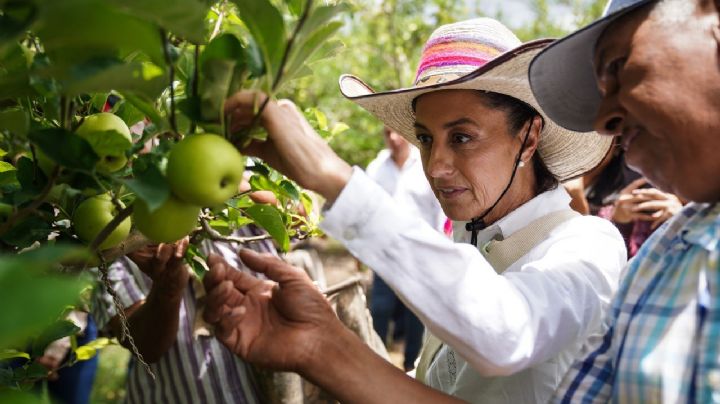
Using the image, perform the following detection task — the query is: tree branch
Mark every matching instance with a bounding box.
[199,217,272,244]
[160,29,178,136]
[322,275,364,296]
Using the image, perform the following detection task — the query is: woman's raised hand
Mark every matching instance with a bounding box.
[225,91,353,203]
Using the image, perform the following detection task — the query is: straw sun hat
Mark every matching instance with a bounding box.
[339,18,612,182]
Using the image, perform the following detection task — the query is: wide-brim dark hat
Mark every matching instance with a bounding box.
[529,0,655,132]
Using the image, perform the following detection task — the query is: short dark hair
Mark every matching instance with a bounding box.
[476,91,559,194]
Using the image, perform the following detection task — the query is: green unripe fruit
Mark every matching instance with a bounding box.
[76,113,132,173]
[132,196,200,243]
[166,134,244,206]
[73,194,131,250]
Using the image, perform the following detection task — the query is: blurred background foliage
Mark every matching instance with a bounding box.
[286,0,605,168]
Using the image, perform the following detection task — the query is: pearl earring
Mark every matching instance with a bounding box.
[518,161,526,168]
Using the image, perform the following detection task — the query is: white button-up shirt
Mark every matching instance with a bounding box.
[321,168,626,403]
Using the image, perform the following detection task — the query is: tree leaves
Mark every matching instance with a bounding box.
[28,128,99,171]
[0,245,90,347]
[109,0,210,44]
[244,204,289,251]
[232,0,286,84]
[124,156,170,213]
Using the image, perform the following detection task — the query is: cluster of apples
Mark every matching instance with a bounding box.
[70,112,245,250]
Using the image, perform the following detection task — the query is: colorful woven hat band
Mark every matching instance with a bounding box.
[414,18,522,87]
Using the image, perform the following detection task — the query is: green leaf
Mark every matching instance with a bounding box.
[16,156,46,195]
[0,349,30,361]
[285,0,304,17]
[244,204,289,251]
[233,0,286,78]
[300,193,313,218]
[75,129,132,158]
[0,245,90,347]
[31,320,80,357]
[279,180,300,201]
[200,59,236,122]
[119,93,165,132]
[114,99,147,129]
[0,107,29,137]
[243,35,266,78]
[331,122,350,136]
[0,1,37,49]
[123,159,170,213]
[0,390,43,404]
[0,216,52,248]
[28,128,99,171]
[34,0,166,69]
[109,0,209,43]
[184,244,208,278]
[314,109,328,131]
[60,59,167,99]
[73,337,110,361]
[201,34,245,66]
[284,21,343,84]
[0,161,18,187]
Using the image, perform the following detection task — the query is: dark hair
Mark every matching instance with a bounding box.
[586,150,642,207]
[476,91,559,194]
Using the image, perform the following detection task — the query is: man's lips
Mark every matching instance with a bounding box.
[620,128,639,151]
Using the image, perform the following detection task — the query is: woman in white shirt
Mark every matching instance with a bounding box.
[204,18,625,403]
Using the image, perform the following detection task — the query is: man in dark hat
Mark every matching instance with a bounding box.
[529,0,720,401]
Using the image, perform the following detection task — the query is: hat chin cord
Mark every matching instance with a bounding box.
[465,123,531,246]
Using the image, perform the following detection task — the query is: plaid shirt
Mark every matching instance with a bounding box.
[554,202,720,403]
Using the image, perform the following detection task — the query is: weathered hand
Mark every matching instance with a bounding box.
[203,249,341,373]
[127,237,190,299]
[612,178,648,223]
[224,91,352,203]
[630,187,683,229]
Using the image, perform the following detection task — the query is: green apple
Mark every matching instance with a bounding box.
[132,196,200,243]
[75,112,132,173]
[73,194,131,250]
[166,134,244,206]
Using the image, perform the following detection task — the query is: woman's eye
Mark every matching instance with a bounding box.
[416,134,432,145]
[451,133,470,144]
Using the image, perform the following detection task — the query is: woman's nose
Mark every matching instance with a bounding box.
[426,145,454,178]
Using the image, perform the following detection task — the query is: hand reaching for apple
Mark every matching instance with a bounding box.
[225,91,353,204]
[202,249,342,373]
[128,237,190,299]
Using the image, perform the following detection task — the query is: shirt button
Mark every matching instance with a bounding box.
[343,226,358,240]
[708,369,720,389]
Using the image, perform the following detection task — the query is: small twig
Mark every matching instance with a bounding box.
[0,165,59,238]
[189,44,200,135]
[322,276,363,296]
[88,205,134,252]
[160,30,178,136]
[97,260,155,380]
[237,0,314,137]
[199,217,273,244]
[63,231,151,271]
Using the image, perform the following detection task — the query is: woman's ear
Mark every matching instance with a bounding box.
[519,115,543,163]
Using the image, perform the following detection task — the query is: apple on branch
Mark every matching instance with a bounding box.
[75,112,133,173]
[132,196,200,243]
[166,134,244,207]
[73,194,131,250]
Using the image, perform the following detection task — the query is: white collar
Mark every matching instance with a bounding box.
[452,186,572,245]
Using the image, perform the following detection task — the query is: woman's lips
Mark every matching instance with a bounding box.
[437,187,467,199]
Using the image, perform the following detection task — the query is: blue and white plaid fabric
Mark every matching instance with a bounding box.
[554,202,720,403]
